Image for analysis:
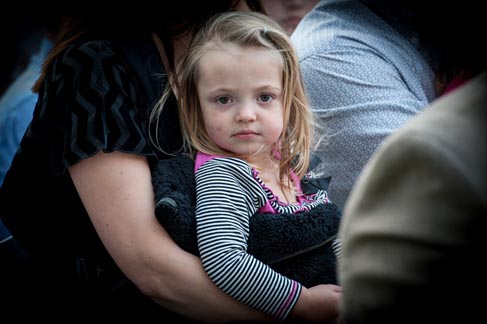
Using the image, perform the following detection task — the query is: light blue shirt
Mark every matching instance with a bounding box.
[0,37,52,241]
[291,0,437,208]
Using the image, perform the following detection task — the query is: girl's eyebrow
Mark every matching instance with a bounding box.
[205,87,237,96]
[256,85,282,92]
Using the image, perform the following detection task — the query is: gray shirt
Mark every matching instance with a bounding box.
[291,0,436,208]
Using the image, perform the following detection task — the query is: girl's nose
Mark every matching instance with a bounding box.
[235,103,257,122]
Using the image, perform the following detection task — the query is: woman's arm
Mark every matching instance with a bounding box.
[69,150,273,323]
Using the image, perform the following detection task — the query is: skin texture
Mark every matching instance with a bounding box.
[197,45,287,196]
[69,151,273,322]
[198,45,284,159]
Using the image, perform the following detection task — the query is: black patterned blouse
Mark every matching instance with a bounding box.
[0,36,181,290]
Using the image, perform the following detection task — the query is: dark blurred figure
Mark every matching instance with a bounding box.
[359,0,484,93]
[339,1,486,323]
[0,9,67,320]
[1,12,66,186]
[1,15,42,96]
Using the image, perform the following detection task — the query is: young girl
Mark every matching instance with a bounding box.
[154,11,341,323]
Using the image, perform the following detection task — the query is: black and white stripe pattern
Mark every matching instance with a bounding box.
[195,157,334,319]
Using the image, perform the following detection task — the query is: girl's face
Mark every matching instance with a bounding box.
[196,44,284,160]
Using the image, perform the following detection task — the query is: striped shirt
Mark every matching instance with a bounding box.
[195,152,330,319]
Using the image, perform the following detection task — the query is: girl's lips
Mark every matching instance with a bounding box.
[233,131,259,139]
[234,129,258,135]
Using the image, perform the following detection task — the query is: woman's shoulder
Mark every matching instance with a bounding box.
[52,40,126,89]
[60,39,118,63]
[55,38,147,75]
[49,38,152,102]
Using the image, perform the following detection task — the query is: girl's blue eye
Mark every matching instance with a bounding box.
[259,94,273,102]
[217,97,230,104]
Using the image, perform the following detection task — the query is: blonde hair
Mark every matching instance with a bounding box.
[153,11,314,182]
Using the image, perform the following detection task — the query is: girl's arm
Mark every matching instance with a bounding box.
[69,150,273,323]
[195,158,341,322]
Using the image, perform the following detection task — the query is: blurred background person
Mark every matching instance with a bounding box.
[291,0,461,209]
[0,12,66,187]
[0,15,43,96]
[339,71,486,324]
[263,0,319,34]
[0,10,68,317]
[338,1,485,323]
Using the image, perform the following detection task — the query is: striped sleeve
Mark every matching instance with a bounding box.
[195,157,302,320]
